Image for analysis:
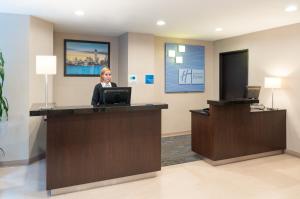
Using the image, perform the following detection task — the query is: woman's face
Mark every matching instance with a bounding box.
[102,71,112,83]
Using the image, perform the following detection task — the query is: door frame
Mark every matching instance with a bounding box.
[219,49,249,100]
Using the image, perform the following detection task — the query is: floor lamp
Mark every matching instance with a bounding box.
[264,77,282,110]
[36,55,57,109]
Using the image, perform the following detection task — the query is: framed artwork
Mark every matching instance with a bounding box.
[165,43,205,93]
[64,39,110,76]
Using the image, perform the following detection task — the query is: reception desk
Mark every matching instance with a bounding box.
[30,103,168,194]
[190,99,286,165]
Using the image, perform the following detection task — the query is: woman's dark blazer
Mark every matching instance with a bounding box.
[91,82,117,106]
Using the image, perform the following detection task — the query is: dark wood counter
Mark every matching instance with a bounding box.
[30,103,168,116]
[207,98,259,106]
[30,103,168,192]
[191,100,286,165]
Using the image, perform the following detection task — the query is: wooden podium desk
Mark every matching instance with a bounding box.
[190,99,286,166]
[30,103,168,195]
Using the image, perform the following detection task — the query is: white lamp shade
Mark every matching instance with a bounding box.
[264,77,282,89]
[36,55,57,75]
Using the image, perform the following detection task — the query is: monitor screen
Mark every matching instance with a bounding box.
[245,86,261,100]
[100,87,131,105]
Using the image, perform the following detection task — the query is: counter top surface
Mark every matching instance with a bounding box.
[190,109,210,116]
[30,103,168,116]
[190,108,286,116]
[207,98,259,106]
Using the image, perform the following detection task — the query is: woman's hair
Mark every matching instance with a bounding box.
[100,67,111,82]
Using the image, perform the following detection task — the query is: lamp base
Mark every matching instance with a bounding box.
[266,107,278,111]
[40,103,55,110]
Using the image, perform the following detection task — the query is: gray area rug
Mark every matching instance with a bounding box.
[161,134,202,167]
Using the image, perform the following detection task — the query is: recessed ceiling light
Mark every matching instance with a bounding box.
[74,10,85,16]
[156,20,166,26]
[215,28,223,32]
[285,5,298,12]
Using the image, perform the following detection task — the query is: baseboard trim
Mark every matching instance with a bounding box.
[50,171,158,196]
[0,159,28,167]
[203,150,284,166]
[162,131,191,138]
[285,150,300,158]
[0,152,45,167]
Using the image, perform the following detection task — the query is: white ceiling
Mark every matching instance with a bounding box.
[1,0,300,41]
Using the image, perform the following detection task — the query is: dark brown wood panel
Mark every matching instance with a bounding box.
[212,104,250,160]
[191,102,286,161]
[191,113,212,158]
[46,110,161,190]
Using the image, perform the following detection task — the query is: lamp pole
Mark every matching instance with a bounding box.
[271,88,274,109]
[45,74,48,108]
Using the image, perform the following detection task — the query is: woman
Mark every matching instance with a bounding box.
[91,67,117,106]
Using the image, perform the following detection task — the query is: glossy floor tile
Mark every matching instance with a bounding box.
[1,154,300,199]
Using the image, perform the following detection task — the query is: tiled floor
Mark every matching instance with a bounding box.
[1,154,300,199]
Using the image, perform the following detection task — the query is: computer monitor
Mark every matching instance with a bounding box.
[100,87,131,105]
[245,86,261,100]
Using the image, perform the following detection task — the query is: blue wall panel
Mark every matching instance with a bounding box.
[165,43,205,93]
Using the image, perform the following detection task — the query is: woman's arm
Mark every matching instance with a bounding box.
[91,84,100,106]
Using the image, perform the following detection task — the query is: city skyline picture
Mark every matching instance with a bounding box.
[64,39,110,76]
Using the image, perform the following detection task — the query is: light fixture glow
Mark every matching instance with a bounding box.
[264,77,282,89]
[168,50,176,57]
[176,56,183,64]
[74,10,85,16]
[215,27,223,32]
[156,20,166,26]
[178,45,185,53]
[285,5,298,12]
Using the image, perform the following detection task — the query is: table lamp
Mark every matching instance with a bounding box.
[264,77,282,110]
[36,55,57,109]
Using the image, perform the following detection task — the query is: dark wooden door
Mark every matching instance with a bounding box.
[219,50,248,100]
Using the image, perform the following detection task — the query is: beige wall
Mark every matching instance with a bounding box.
[28,16,53,159]
[53,32,119,106]
[213,23,300,153]
[128,33,157,103]
[155,37,214,134]
[0,14,53,162]
[116,33,214,135]
[118,33,129,87]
